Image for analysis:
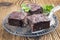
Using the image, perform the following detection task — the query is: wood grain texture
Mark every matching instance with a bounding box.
[0,0,60,40]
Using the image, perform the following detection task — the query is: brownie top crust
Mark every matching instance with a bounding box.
[27,14,49,23]
[9,11,27,20]
[27,3,42,11]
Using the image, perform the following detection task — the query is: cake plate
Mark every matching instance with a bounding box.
[2,14,58,37]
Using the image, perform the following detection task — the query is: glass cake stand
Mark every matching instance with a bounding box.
[2,14,58,37]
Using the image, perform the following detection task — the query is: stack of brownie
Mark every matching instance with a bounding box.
[8,3,50,32]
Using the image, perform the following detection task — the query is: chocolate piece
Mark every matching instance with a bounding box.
[27,3,43,15]
[8,11,27,26]
[27,14,50,32]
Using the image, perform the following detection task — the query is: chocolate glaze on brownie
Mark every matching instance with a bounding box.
[8,11,27,26]
[27,14,50,32]
[27,3,43,15]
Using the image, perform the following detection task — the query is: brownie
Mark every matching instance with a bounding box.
[27,14,50,32]
[27,3,43,15]
[8,11,27,26]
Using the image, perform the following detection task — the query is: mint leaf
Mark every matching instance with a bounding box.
[43,5,54,15]
[21,3,30,12]
[24,7,30,12]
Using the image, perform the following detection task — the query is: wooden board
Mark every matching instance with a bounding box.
[0,0,60,40]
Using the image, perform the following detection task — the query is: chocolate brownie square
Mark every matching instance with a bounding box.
[27,14,50,32]
[27,3,43,15]
[8,11,27,26]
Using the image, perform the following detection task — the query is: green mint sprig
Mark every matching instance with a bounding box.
[43,5,54,15]
[21,3,30,12]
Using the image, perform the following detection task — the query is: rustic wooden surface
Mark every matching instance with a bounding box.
[0,0,60,40]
